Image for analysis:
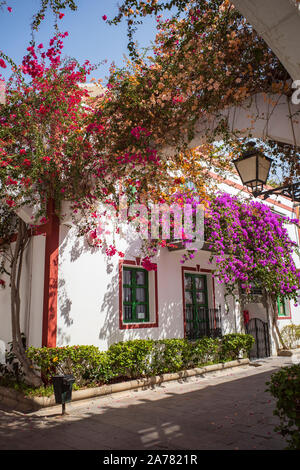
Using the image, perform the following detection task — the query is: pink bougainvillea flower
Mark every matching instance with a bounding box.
[7,7,12,12]
[38,43,44,49]
[59,13,64,19]
[6,198,15,207]
[102,15,107,21]
[141,257,157,271]
[89,229,97,239]
[0,59,6,68]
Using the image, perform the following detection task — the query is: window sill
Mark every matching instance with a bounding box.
[120,321,159,330]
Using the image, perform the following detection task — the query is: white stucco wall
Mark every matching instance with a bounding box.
[56,212,249,351]
[25,235,45,348]
[1,178,299,356]
[56,226,186,350]
[0,234,45,360]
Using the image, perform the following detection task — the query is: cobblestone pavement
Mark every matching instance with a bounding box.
[0,354,299,451]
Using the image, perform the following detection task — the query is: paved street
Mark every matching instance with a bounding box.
[0,354,299,451]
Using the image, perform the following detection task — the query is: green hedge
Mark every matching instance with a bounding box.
[218,333,255,362]
[25,345,112,386]
[266,364,300,450]
[25,334,254,388]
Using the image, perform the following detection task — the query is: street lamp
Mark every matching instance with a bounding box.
[233,142,300,203]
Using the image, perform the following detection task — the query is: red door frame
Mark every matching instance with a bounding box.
[181,265,216,338]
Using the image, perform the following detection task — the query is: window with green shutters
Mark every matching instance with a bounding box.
[184,273,209,338]
[277,296,289,317]
[184,273,208,308]
[123,267,149,323]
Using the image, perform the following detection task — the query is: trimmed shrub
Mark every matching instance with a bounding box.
[106,339,155,379]
[188,337,222,367]
[266,364,300,450]
[24,334,255,390]
[219,333,254,362]
[26,345,108,386]
[151,339,187,375]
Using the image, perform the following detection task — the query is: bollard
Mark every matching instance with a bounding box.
[52,374,75,415]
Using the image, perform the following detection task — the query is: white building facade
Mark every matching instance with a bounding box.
[0,175,299,363]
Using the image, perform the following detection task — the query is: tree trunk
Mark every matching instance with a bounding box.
[268,293,287,351]
[10,218,42,387]
[238,284,246,333]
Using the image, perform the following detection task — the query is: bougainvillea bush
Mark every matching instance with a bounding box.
[0,0,299,385]
[108,0,298,183]
[0,29,217,384]
[204,193,300,303]
[138,190,299,304]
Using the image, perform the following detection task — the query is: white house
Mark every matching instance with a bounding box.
[0,171,299,363]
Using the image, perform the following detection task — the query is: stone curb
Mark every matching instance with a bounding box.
[0,358,250,412]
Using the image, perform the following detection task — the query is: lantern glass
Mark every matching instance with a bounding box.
[257,155,272,184]
[234,155,257,186]
[234,148,272,195]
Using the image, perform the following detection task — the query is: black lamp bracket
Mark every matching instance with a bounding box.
[252,182,300,203]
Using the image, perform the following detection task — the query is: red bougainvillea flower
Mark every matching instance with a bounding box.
[141,257,157,271]
[59,13,64,19]
[0,59,6,68]
[7,7,12,12]
[102,15,107,21]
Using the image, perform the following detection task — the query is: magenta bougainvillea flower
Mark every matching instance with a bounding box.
[203,193,300,303]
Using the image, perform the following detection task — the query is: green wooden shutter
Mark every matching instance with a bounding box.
[184,273,209,338]
[123,267,149,323]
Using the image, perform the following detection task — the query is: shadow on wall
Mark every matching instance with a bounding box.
[99,247,184,349]
[57,225,73,345]
[57,225,107,346]
[214,283,240,335]
[56,225,251,350]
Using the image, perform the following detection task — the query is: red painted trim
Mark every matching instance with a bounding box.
[296,207,300,248]
[119,258,159,329]
[42,199,60,347]
[277,299,292,320]
[118,259,123,331]
[181,265,216,337]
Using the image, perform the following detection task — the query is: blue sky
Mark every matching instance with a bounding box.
[0,0,159,82]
